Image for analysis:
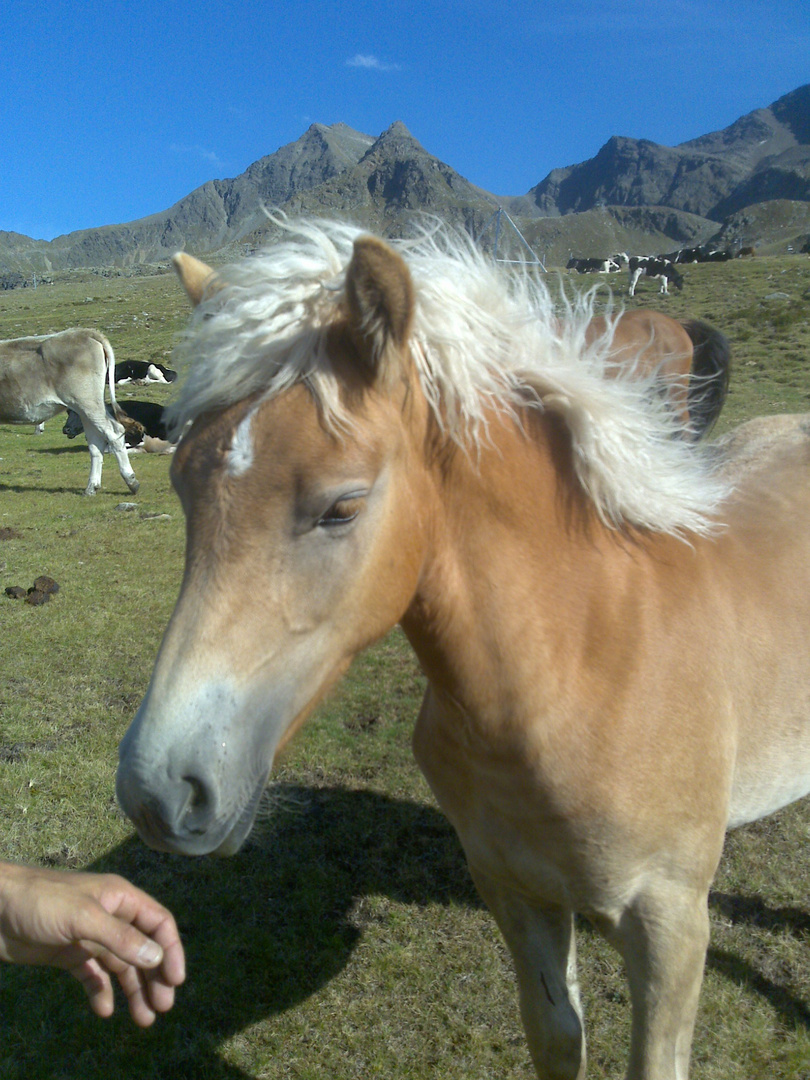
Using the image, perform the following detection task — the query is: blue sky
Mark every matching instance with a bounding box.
[3,0,808,241]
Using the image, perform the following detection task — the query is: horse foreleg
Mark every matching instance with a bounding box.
[606,882,710,1080]
[471,867,586,1080]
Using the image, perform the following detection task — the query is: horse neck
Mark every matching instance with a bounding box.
[401,405,612,721]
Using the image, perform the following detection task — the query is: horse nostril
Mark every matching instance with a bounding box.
[181,774,215,832]
[184,774,207,809]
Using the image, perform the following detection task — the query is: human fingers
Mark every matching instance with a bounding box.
[113,960,162,1027]
[67,902,167,975]
[141,961,178,1015]
[79,934,177,1024]
[94,877,186,987]
[71,957,116,1019]
[78,948,165,1027]
[144,909,185,988]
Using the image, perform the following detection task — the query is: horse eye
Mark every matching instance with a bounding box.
[318,497,363,528]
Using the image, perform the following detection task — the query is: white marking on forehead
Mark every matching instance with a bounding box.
[227,403,260,477]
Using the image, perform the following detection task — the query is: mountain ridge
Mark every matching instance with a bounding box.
[2,84,808,275]
[528,84,810,221]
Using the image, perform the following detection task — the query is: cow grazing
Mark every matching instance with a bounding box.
[114,360,178,384]
[63,400,167,447]
[702,249,732,262]
[0,328,138,495]
[567,257,622,274]
[628,256,684,296]
[667,247,734,264]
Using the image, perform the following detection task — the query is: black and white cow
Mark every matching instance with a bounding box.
[567,257,623,274]
[115,360,178,384]
[666,247,734,265]
[63,400,168,447]
[628,257,684,297]
[0,328,138,495]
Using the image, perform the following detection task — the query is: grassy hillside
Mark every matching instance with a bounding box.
[0,251,809,1079]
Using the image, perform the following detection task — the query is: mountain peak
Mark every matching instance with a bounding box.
[383,120,412,136]
[372,121,422,151]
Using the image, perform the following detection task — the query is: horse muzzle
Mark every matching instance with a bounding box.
[115,762,266,856]
[116,681,276,856]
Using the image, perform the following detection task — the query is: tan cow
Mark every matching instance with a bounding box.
[0,328,139,495]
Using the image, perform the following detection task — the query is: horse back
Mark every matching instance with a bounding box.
[708,417,810,826]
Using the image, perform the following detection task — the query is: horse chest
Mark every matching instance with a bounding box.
[412,687,659,907]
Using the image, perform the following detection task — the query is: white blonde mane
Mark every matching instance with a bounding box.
[169,218,730,536]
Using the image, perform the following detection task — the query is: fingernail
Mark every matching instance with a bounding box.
[138,941,163,965]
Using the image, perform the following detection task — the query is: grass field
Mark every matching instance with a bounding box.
[1,251,809,1079]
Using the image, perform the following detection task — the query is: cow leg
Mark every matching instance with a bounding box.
[470,867,585,1080]
[628,269,641,297]
[81,413,139,494]
[97,414,139,493]
[111,436,139,492]
[602,881,710,1080]
[82,428,106,495]
[659,278,669,295]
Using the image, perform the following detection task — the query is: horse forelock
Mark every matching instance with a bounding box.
[168,218,730,537]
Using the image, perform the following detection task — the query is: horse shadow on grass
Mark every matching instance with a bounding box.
[707,890,810,1028]
[1,785,808,1080]
[0,784,482,1080]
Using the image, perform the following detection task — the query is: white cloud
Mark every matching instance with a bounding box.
[346,54,401,72]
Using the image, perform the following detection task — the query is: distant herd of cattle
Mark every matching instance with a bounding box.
[566,245,755,295]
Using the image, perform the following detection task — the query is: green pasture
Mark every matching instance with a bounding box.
[0,252,809,1079]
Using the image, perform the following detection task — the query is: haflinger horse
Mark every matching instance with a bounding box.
[583,309,729,440]
[116,221,810,1080]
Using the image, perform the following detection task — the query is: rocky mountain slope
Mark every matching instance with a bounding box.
[2,84,808,275]
[279,121,499,235]
[529,85,810,222]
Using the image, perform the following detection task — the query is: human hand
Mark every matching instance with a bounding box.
[0,862,185,1026]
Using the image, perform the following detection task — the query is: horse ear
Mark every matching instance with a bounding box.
[344,236,415,375]
[172,252,217,307]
